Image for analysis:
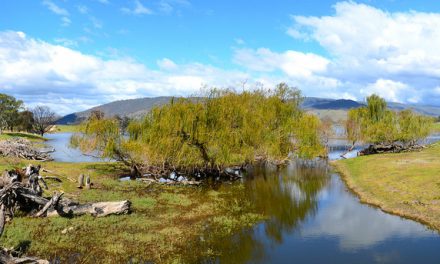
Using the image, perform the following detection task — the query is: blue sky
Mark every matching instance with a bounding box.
[1,0,440,114]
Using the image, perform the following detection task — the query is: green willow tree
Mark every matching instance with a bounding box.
[73,84,326,177]
[346,94,434,147]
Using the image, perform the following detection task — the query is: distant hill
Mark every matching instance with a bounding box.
[303,98,364,110]
[56,96,175,124]
[57,96,440,125]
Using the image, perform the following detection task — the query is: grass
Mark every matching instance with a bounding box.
[0,132,47,142]
[0,158,264,263]
[333,142,440,231]
[433,122,440,133]
[50,125,81,133]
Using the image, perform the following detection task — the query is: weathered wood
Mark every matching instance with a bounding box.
[0,204,5,237]
[85,175,91,189]
[48,200,131,217]
[359,144,425,156]
[34,192,63,217]
[0,139,52,161]
[139,178,201,186]
[0,248,49,264]
[77,174,84,189]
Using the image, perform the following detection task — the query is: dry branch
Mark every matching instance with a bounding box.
[0,139,52,161]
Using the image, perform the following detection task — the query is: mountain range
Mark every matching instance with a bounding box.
[56,96,440,124]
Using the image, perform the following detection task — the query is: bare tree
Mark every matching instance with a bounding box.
[32,106,56,136]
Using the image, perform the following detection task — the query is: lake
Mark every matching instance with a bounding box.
[44,132,440,263]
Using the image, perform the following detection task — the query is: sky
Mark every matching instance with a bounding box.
[1,0,440,114]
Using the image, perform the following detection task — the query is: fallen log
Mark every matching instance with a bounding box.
[139,178,201,186]
[34,192,63,217]
[47,199,131,217]
[359,144,425,156]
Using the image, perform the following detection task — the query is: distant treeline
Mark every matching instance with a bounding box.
[0,94,57,136]
[71,84,436,178]
[346,94,435,147]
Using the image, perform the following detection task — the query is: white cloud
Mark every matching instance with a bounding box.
[360,79,412,103]
[283,1,440,105]
[77,5,89,15]
[234,48,329,78]
[42,0,69,16]
[61,17,71,27]
[0,31,251,115]
[42,0,71,27]
[234,38,245,45]
[90,17,103,29]
[54,38,78,48]
[157,58,178,71]
[122,0,152,15]
[158,0,191,14]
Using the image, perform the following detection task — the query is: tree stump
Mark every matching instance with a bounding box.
[77,174,84,189]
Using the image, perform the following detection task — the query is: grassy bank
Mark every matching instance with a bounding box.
[0,132,47,142]
[433,122,440,132]
[50,124,81,133]
[0,158,263,263]
[333,142,440,230]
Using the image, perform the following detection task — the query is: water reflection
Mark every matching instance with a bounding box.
[244,161,329,244]
[44,133,102,162]
[205,160,440,264]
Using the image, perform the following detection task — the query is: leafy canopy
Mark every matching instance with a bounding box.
[346,94,434,146]
[73,84,326,174]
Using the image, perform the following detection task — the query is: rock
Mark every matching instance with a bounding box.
[177,176,187,182]
[159,178,167,183]
[169,172,177,180]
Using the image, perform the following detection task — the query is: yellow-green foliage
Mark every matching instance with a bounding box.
[346,94,434,145]
[74,84,326,173]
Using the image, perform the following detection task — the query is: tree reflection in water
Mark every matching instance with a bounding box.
[196,160,330,264]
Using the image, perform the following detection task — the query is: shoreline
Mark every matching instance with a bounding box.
[332,159,440,233]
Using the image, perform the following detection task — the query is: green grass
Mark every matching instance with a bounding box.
[333,142,440,230]
[0,132,47,142]
[433,122,440,132]
[51,125,81,133]
[0,158,264,263]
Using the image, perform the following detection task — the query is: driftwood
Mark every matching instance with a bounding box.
[0,139,52,161]
[0,165,132,262]
[0,247,49,264]
[359,144,425,156]
[139,178,201,186]
[47,199,131,217]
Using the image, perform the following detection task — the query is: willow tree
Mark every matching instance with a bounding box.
[73,84,326,177]
[346,94,434,147]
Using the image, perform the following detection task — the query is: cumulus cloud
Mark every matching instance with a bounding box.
[286,1,440,105]
[234,48,329,78]
[0,31,251,114]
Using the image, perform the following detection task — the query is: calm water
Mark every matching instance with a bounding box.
[44,132,103,162]
[44,132,440,263]
[204,162,440,263]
